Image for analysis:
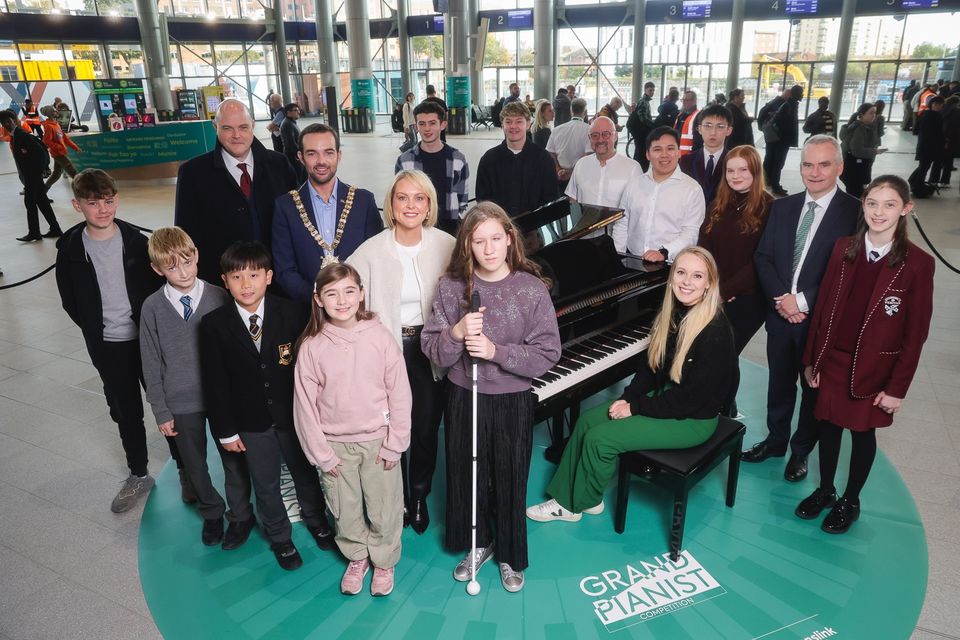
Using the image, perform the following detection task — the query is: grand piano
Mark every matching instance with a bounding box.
[513,197,669,462]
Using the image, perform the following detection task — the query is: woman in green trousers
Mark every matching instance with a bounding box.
[527,246,737,522]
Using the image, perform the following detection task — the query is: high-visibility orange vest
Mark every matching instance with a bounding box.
[916,88,936,116]
[676,108,699,155]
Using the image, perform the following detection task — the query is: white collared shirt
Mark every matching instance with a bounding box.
[702,147,723,173]
[864,235,892,262]
[614,165,705,257]
[565,152,643,208]
[163,280,204,319]
[793,185,838,312]
[220,297,266,445]
[222,148,254,189]
[546,117,592,169]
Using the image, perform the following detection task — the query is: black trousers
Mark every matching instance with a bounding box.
[23,173,61,237]
[445,383,534,571]
[764,322,819,456]
[840,154,874,198]
[88,339,181,477]
[236,427,327,543]
[171,412,226,519]
[723,293,767,410]
[402,330,445,499]
[763,141,791,189]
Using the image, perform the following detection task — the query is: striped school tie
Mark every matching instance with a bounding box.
[180,295,193,321]
[792,201,818,278]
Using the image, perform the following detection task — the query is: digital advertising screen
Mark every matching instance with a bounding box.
[681,0,712,19]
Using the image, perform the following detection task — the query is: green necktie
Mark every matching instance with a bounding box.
[792,201,818,278]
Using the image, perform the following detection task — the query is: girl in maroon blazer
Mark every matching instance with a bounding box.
[797,175,934,534]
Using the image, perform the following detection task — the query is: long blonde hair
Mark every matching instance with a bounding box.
[646,246,723,383]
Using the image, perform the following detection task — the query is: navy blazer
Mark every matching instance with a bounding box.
[271,180,383,300]
[175,139,298,283]
[679,148,727,207]
[754,188,859,331]
[199,294,309,439]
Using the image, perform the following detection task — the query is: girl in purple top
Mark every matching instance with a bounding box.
[421,202,561,593]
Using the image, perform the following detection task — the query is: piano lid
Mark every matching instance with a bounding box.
[512,198,624,244]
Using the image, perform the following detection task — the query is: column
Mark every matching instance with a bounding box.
[725,0,745,93]
[533,0,555,100]
[314,0,339,89]
[345,0,376,130]
[631,0,647,102]
[830,0,857,119]
[447,0,472,133]
[134,0,174,110]
[273,2,293,103]
[468,0,481,105]
[397,0,412,96]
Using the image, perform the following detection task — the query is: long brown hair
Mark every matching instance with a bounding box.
[445,201,548,306]
[703,145,771,235]
[843,174,912,267]
[647,246,723,383]
[296,263,374,350]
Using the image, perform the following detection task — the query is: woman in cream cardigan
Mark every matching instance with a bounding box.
[347,169,456,534]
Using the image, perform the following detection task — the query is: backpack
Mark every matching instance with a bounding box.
[908,166,937,199]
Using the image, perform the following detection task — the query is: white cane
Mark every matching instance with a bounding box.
[467,290,482,597]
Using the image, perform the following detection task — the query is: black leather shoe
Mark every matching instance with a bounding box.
[410,498,430,535]
[308,519,335,551]
[271,540,303,570]
[222,516,256,550]
[17,234,42,242]
[42,228,62,238]
[795,487,836,520]
[741,441,787,463]
[821,497,860,534]
[202,518,224,546]
[784,454,808,482]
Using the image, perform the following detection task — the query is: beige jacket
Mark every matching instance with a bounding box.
[347,226,456,380]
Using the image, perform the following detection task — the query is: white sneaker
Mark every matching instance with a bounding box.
[583,501,605,515]
[526,498,582,522]
[499,562,524,592]
[453,545,495,582]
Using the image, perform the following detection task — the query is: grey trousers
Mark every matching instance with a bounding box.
[171,412,225,519]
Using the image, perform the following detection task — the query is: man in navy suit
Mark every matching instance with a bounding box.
[272,123,383,300]
[744,135,860,482]
[175,99,298,284]
[679,104,733,208]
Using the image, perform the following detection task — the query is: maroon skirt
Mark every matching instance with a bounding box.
[814,348,893,431]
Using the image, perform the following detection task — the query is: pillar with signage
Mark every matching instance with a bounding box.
[345,0,375,132]
[446,76,471,135]
[348,78,376,133]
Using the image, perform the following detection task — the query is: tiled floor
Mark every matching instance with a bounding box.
[0,120,957,639]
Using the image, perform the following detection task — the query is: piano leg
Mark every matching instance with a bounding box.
[544,403,581,464]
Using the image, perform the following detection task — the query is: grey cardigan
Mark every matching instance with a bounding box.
[347,226,456,380]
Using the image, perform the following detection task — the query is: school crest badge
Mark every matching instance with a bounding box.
[278,343,293,365]
[884,296,901,317]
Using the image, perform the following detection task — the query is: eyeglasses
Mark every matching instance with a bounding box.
[589,131,614,140]
[700,123,728,131]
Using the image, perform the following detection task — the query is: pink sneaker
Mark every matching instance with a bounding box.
[371,566,395,596]
[340,558,370,595]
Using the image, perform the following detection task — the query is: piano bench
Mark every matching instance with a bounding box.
[613,416,746,561]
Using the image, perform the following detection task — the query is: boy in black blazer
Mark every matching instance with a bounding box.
[200,242,332,570]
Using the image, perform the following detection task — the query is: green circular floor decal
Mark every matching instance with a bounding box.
[140,361,927,638]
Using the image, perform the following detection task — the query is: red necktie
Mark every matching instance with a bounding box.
[238,162,252,199]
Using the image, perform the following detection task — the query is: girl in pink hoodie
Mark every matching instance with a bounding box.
[293,263,412,597]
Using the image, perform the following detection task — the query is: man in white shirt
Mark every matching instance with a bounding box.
[546,98,592,188]
[614,126,704,261]
[566,116,642,208]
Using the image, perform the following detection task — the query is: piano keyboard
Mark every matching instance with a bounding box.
[532,320,651,403]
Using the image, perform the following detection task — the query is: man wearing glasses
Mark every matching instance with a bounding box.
[679,104,734,207]
[565,117,642,212]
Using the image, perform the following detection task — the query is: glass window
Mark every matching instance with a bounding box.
[69,80,99,131]
[246,43,270,77]
[170,0,205,18]
[168,43,183,79]
[902,12,960,60]
[284,0,314,21]
[18,43,67,81]
[788,17,841,61]
[101,0,137,17]
[180,42,215,76]
[158,0,175,15]
[107,43,145,78]
[517,30,533,67]
[487,32,517,67]
[299,42,320,74]
[208,0,240,19]
[214,43,247,83]
[0,41,22,81]
[742,20,790,62]
[65,43,106,80]
[412,36,443,70]
[284,44,299,75]
[408,0,433,13]
[240,0,265,19]
[479,0,516,9]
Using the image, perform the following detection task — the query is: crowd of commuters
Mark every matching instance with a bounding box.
[2,72,943,600]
